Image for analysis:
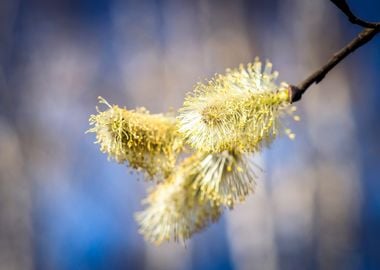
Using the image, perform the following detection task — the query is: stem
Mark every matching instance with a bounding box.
[330,0,380,29]
[290,0,380,103]
[291,28,380,102]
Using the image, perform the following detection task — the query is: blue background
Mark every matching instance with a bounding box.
[0,0,379,269]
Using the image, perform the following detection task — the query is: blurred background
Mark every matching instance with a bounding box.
[0,0,379,269]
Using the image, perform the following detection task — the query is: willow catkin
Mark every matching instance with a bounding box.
[178,58,295,153]
[88,97,183,179]
[135,154,222,244]
[193,151,259,208]
[89,58,299,244]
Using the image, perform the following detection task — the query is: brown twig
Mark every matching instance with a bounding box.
[290,0,380,103]
[330,0,380,29]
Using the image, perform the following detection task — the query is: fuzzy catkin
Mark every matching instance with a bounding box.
[88,97,183,179]
[178,58,292,153]
[135,154,222,244]
[88,58,298,245]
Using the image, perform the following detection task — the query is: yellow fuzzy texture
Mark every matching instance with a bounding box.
[88,97,183,179]
[136,151,259,244]
[178,58,291,153]
[193,151,258,208]
[135,154,221,244]
[88,58,298,245]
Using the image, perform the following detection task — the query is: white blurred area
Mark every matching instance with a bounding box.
[0,0,369,269]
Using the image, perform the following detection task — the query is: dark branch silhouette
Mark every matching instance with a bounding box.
[330,0,380,28]
[290,0,380,103]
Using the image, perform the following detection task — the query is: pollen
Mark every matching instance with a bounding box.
[192,151,258,208]
[87,97,183,179]
[89,57,300,244]
[135,154,222,244]
[178,58,294,153]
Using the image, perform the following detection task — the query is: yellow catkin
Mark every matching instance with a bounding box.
[178,58,294,153]
[135,154,222,245]
[192,151,258,208]
[135,150,260,244]
[89,58,300,244]
[88,97,183,179]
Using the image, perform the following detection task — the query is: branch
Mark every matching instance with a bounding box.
[290,1,380,103]
[330,0,380,29]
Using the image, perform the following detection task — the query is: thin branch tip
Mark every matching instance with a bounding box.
[291,1,380,103]
[330,0,380,29]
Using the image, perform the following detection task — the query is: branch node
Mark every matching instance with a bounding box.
[289,1,380,103]
[289,85,303,103]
